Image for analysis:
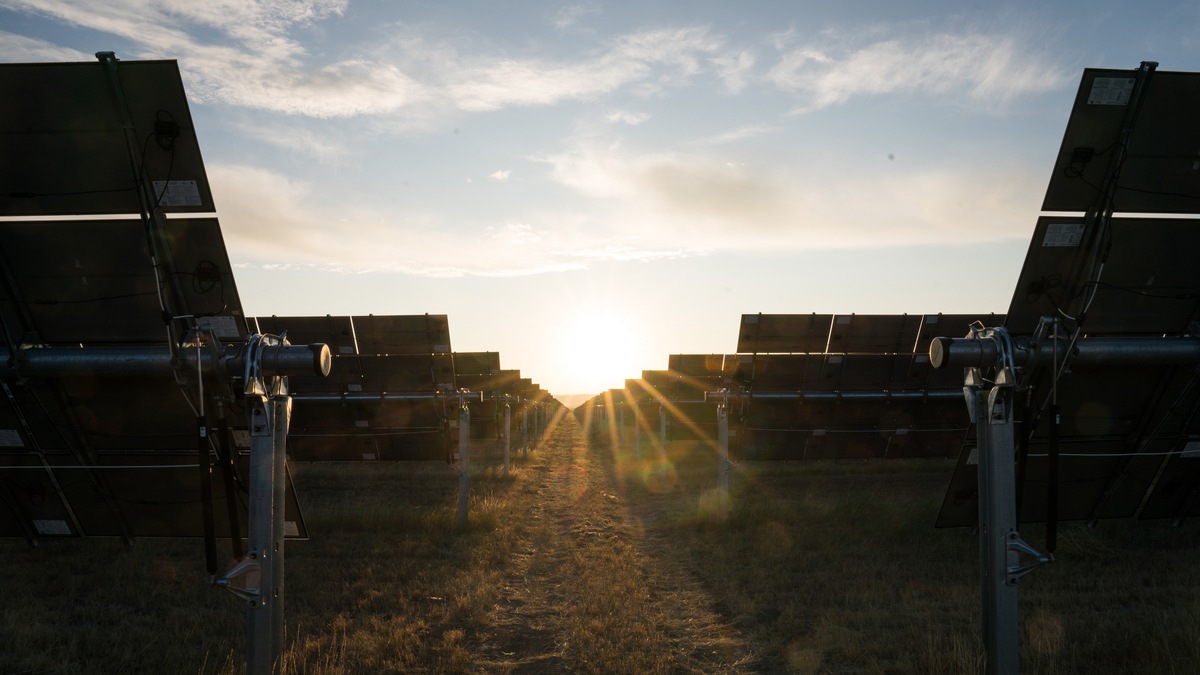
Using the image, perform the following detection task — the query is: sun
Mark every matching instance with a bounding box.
[555,309,640,394]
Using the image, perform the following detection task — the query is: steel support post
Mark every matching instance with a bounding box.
[634,411,641,459]
[659,407,667,444]
[503,402,511,477]
[522,407,529,457]
[457,402,470,528]
[717,402,730,519]
[974,382,1019,675]
[619,404,626,446]
[246,394,290,675]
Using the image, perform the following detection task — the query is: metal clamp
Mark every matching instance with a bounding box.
[214,552,263,604]
[1006,531,1054,584]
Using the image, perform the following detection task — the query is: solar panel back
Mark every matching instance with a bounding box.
[0,60,215,217]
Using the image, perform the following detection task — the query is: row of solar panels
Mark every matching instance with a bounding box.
[582,303,1200,527]
[0,58,557,542]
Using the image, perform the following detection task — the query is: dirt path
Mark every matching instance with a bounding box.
[473,412,751,673]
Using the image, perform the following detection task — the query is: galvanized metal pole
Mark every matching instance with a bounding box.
[619,404,626,446]
[246,394,289,675]
[659,407,667,444]
[503,402,511,477]
[634,410,641,459]
[457,402,470,528]
[976,383,1019,675]
[717,402,730,519]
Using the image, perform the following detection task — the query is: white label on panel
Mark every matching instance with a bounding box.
[34,519,71,535]
[232,430,250,448]
[153,180,202,206]
[1182,441,1200,458]
[1087,77,1134,105]
[967,446,979,465]
[196,315,241,339]
[1043,222,1084,247]
[284,521,300,538]
[0,429,24,447]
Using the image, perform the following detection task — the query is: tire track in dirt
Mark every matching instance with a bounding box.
[475,412,750,673]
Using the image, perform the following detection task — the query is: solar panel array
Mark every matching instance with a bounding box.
[0,55,560,675]
[732,314,1001,460]
[917,62,1200,674]
[936,65,1200,529]
[255,314,456,461]
[0,58,311,542]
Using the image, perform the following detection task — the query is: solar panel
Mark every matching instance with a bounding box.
[826,314,923,353]
[737,313,833,353]
[1041,68,1200,214]
[0,59,216,217]
[352,314,451,354]
[925,61,1200,674]
[1004,216,1200,335]
[0,218,247,343]
[0,54,336,675]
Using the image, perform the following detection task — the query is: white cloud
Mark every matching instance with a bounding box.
[711,49,756,93]
[445,27,722,112]
[0,30,91,61]
[768,32,1069,110]
[606,110,649,125]
[489,169,511,181]
[3,0,422,118]
[3,3,731,121]
[687,123,779,146]
[552,3,600,32]
[241,122,350,161]
[208,162,693,276]
[538,137,1043,250]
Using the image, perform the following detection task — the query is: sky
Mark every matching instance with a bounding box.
[1,1,1198,398]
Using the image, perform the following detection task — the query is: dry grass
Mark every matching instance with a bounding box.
[1,414,1198,673]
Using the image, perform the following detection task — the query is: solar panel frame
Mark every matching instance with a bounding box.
[0,60,216,217]
[0,218,247,344]
[1041,68,1200,214]
[352,314,451,355]
[737,313,833,353]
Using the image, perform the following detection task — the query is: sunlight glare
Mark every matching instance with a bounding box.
[555,309,639,394]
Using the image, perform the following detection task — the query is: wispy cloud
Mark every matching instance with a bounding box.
[686,123,779,146]
[4,2,729,121]
[0,30,91,61]
[551,3,600,32]
[445,27,723,111]
[710,49,756,93]
[209,162,694,276]
[3,0,423,117]
[606,110,649,125]
[767,32,1069,111]
[538,137,1043,250]
[489,169,511,181]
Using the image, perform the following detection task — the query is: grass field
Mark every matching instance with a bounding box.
[1,410,1198,673]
